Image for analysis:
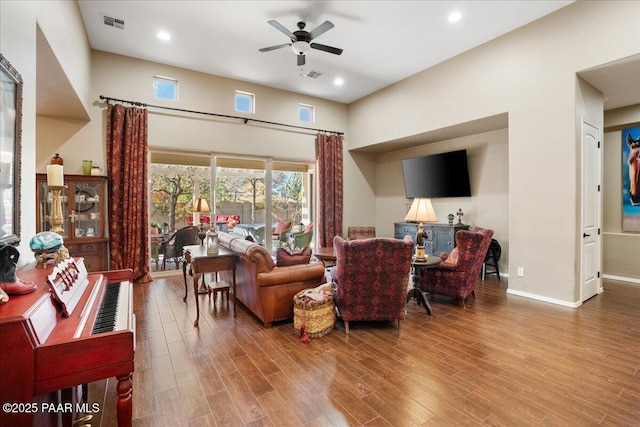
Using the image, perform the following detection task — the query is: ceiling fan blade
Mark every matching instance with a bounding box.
[259,43,292,52]
[308,20,334,40]
[297,53,305,66]
[267,20,296,41]
[310,43,343,55]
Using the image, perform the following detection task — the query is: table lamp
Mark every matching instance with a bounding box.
[404,198,438,260]
[192,197,211,244]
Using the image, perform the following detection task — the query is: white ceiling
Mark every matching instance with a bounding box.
[77,0,576,104]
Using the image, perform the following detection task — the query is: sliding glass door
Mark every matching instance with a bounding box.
[215,157,314,249]
[148,151,314,272]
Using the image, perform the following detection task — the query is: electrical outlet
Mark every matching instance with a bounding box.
[517,267,525,277]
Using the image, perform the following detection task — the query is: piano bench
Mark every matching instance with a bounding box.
[207,280,230,307]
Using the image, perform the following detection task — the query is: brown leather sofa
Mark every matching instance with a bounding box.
[218,232,326,327]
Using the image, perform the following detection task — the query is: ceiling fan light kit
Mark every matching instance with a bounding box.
[259,20,343,66]
[291,41,310,55]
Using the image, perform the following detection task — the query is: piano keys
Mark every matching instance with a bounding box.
[0,258,134,427]
[91,281,130,334]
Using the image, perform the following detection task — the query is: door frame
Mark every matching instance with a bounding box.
[580,117,603,303]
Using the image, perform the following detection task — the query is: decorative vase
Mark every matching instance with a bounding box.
[50,153,63,165]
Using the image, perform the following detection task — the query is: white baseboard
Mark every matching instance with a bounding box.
[506,288,581,308]
[482,272,508,279]
[602,274,640,285]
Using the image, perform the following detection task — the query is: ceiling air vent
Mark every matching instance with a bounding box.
[103,15,125,30]
[305,71,322,79]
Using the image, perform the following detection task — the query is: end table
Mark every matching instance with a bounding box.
[183,245,236,327]
[406,255,440,316]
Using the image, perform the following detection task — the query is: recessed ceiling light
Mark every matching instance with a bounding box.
[448,11,462,23]
[334,77,344,86]
[157,30,171,41]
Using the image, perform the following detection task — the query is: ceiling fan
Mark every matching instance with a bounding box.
[259,20,343,66]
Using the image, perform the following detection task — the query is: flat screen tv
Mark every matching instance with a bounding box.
[402,150,472,198]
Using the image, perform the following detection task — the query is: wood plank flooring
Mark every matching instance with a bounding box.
[90,275,640,426]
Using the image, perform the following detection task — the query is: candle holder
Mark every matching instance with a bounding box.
[47,185,67,235]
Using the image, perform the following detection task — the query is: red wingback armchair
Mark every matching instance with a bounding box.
[332,235,414,333]
[416,227,494,308]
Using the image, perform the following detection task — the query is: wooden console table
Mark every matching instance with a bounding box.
[183,245,236,327]
[394,222,469,256]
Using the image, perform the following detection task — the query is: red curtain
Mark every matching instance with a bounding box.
[316,133,343,247]
[106,104,152,283]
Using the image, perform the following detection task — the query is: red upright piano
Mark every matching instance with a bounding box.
[0,259,134,427]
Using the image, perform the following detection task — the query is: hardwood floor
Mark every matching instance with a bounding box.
[91,275,640,426]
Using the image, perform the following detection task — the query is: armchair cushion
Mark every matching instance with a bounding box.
[276,247,312,267]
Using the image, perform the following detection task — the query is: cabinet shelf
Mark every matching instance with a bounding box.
[36,174,109,272]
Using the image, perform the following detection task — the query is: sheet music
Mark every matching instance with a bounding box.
[46,258,89,317]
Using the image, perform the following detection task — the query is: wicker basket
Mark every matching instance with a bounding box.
[293,288,335,339]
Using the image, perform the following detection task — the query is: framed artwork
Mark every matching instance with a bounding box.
[622,125,640,232]
[0,53,23,246]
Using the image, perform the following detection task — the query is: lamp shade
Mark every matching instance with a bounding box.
[192,197,211,213]
[404,198,438,223]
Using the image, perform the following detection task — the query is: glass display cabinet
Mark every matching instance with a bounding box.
[36,174,109,271]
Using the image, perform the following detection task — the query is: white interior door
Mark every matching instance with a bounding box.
[581,119,602,302]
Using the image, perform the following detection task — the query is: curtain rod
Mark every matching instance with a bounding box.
[99,95,344,136]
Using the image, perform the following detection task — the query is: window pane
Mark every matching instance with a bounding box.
[299,104,314,123]
[235,92,254,113]
[154,77,177,101]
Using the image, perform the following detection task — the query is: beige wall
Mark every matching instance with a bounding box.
[603,104,640,281]
[574,76,605,302]
[39,51,348,174]
[36,1,92,112]
[375,129,509,275]
[4,2,352,265]
[343,150,377,235]
[3,0,639,295]
[1,1,91,262]
[347,1,640,305]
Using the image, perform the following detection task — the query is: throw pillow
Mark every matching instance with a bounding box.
[273,220,292,235]
[304,222,313,233]
[440,247,459,267]
[276,247,311,267]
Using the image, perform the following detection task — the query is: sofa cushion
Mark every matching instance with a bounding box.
[276,247,312,266]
